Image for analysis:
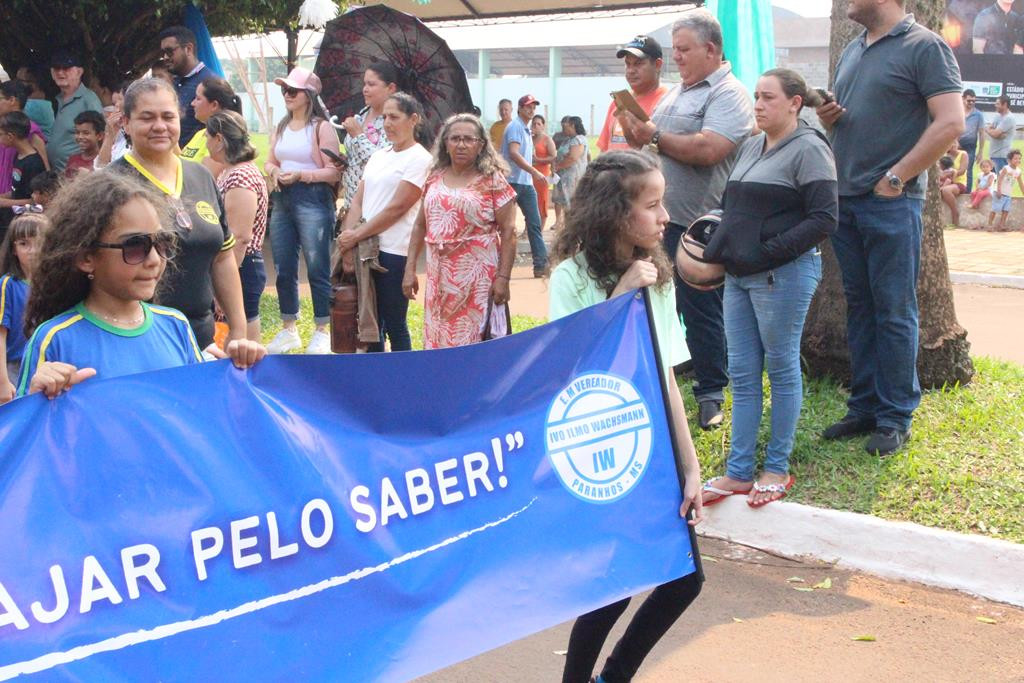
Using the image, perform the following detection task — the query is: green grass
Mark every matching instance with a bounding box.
[258,293,1024,544]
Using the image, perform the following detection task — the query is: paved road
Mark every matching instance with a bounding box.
[415,538,1024,682]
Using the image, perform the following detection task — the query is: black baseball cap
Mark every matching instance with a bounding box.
[616,35,663,61]
[50,50,83,68]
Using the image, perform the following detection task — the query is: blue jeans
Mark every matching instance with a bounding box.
[269,183,334,325]
[509,182,548,270]
[724,250,821,480]
[993,157,1008,174]
[239,251,266,322]
[831,193,923,432]
[664,222,728,402]
[962,144,976,191]
[368,250,411,352]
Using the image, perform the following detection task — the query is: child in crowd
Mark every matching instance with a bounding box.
[18,172,265,399]
[0,213,43,403]
[936,155,955,187]
[0,112,47,241]
[548,150,703,683]
[65,110,105,177]
[29,171,61,210]
[0,79,49,195]
[971,158,997,210]
[989,149,1024,231]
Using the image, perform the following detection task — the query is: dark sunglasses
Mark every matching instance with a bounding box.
[160,45,182,57]
[92,231,178,265]
[281,86,302,97]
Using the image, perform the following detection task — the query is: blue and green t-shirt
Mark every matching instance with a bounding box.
[17,302,203,396]
[0,275,29,364]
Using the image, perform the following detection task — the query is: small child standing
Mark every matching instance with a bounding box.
[18,172,265,399]
[0,213,44,403]
[971,159,997,210]
[64,110,105,178]
[989,150,1024,231]
[0,112,47,242]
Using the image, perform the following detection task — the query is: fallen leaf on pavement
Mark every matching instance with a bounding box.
[701,555,719,563]
[793,587,815,592]
[553,650,568,656]
[786,576,805,583]
[976,617,997,625]
[813,578,833,590]
[851,635,876,642]
[732,617,744,623]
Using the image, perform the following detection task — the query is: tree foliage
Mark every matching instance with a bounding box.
[0,1,339,88]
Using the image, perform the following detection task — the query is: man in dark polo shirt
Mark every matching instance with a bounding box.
[159,26,214,147]
[617,9,754,431]
[817,0,963,456]
[972,0,1024,54]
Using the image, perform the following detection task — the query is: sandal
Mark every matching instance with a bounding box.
[701,477,753,507]
[747,474,795,508]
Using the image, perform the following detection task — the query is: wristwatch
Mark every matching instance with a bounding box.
[650,128,662,149]
[885,170,904,193]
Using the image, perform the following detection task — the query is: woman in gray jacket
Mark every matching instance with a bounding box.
[700,68,838,508]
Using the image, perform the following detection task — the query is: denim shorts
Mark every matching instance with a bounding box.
[991,194,1012,213]
[239,250,267,322]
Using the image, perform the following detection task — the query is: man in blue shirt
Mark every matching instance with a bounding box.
[159,26,215,147]
[959,89,985,191]
[46,51,102,173]
[501,94,548,277]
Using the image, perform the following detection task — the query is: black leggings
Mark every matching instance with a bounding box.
[561,572,702,683]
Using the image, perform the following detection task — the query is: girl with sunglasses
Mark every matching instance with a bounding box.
[108,77,246,351]
[18,172,265,399]
[263,67,341,355]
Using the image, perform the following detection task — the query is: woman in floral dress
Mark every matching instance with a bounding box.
[552,115,589,210]
[340,62,399,208]
[403,114,517,349]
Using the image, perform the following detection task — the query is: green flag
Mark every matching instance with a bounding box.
[708,0,775,93]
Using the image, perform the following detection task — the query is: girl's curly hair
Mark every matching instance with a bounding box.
[24,171,173,334]
[551,149,672,296]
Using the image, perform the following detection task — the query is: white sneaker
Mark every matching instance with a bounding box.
[267,327,302,354]
[305,329,332,354]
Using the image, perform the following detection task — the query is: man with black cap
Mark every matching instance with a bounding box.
[159,25,215,146]
[46,50,102,173]
[597,35,669,153]
[500,94,549,277]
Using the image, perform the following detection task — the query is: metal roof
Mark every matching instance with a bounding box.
[362,0,698,23]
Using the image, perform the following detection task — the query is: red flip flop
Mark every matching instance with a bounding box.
[701,478,753,507]
[747,474,795,508]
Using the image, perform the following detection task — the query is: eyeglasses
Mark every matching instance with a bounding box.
[160,45,182,57]
[12,204,44,215]
[281,86,302,97]
[447,135,482,147]
[92,231,178,265]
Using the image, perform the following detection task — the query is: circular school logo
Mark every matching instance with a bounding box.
[195,201,219,224]
[545,373,653,504]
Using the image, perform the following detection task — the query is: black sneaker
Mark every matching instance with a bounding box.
[698,400,723,430]
[865,428,911,457]
[822,415,876,440]
[533,266,549,278]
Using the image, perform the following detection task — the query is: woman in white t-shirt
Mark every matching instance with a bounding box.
[263,67,341,355]
[338,93,432,352]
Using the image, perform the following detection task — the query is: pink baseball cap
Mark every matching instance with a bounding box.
[274,67,322,95]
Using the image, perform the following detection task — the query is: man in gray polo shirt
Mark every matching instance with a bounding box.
[46,50,102,173]
[617,9,754,430]
[817,0,963,456]
[985,95,1015,172]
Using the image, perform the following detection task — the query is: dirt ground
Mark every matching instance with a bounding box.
[416,538,1024,683]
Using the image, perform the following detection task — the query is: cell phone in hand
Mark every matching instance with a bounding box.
[815,88,835,105]
[321,147,347,166]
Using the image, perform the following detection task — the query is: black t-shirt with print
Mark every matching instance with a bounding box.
[0,153,45,230]
[109,157,236,347]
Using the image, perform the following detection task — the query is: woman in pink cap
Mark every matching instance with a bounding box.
[263,66,341,355]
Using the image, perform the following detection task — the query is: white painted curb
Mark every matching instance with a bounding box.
[696,497,1024,607]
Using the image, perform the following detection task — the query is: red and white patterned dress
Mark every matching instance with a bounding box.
[422,169,516,349]
[216,162,268,256]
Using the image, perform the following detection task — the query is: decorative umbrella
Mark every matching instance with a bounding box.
[314,4,474,137]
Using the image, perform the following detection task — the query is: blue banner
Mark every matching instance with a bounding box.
[0,291,697,681]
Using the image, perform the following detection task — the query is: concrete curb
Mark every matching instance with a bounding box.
[697,497,1024,607]
[950,271,1024,289]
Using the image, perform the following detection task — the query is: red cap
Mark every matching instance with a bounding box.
[518,94,540,107]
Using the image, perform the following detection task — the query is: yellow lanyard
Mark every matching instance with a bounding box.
[124,153,183,198]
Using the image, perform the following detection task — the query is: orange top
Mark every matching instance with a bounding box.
[533,136,553,175]
[597,85,670,152]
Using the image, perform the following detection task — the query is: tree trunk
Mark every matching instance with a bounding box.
[285,25,299,72]
[801,0,975,389]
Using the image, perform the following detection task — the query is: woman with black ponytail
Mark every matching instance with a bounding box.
[184,76,243,177]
